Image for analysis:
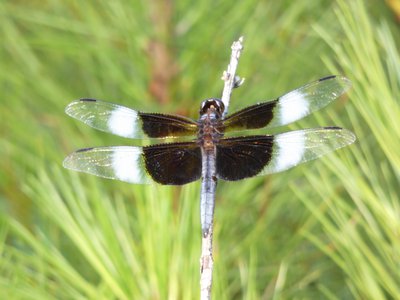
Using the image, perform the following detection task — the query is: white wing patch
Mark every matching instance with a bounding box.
[108,107,139,138]
[273,130,306,172]
[279,90,310,125]
[111,147,147,183]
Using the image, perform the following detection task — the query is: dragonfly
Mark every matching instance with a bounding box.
[63,75,355,235]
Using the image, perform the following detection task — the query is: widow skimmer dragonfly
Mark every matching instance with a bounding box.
[63,75,355,235]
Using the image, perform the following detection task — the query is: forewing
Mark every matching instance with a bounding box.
[223,76,351,132]
[65,99,198,139]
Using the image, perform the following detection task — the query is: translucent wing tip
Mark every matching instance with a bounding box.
[340,128,356,145]
[324,126,356,147]
[62,147,154,184]
[62,150,87,171]
[327,75,352,94]
[63,156,73,170]
[65,100,81,116]
[307,127,356,150]
[260,127,356,176]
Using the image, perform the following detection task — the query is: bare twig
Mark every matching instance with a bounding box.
[199,36,245,300]
[220,36,245,116]
[200,224,214,300]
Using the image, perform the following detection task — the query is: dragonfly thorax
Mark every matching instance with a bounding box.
[197,100,224,151]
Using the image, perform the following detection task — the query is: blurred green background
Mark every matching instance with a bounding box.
[1,0,400,299]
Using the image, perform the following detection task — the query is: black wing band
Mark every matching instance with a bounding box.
[139,112,198,138]
[216,136,274,181]
[143,142,202,185]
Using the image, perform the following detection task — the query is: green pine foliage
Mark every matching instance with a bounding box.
[0,0,399,299]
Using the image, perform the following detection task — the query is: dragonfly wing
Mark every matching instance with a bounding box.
[223,76,352,132]
[216,127,355,180]
[66,99,198,139]
[64,142,202,185]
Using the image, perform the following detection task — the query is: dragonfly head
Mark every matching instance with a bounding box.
[199,98,225,119]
